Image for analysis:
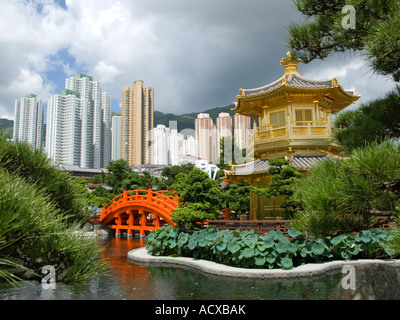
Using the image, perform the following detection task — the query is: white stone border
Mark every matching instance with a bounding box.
[128,247,400,279]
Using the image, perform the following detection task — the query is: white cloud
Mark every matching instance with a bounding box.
[93,61,121,84]
[0,0,397,121]
[0,69,55,120]
[302,55,397,111]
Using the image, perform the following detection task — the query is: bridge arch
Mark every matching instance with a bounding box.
[100,189,179,237]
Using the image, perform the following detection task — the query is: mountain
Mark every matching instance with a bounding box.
[0,118,13,139]
[154,104,236,132]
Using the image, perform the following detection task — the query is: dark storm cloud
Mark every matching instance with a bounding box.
[127,0,304,112]
[0,0,395,119]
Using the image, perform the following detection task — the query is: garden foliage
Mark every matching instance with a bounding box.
[145,225,396,270]
[293,140,400,237]
[0,137,108,285]
[0,137,89,224]
[0,169,108,286]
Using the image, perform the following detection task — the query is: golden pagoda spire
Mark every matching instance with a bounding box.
[280,51,302,74]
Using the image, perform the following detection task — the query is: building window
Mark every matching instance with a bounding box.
[295,109,312,126]
[270,111,285,128]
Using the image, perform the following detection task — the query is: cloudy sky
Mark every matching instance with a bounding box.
[0,0,396,120]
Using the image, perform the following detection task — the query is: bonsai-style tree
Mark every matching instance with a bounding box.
[171,168,222,230]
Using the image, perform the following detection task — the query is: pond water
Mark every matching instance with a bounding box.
[0,236,344,300]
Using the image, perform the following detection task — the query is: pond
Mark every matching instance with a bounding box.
[0,236,346,300]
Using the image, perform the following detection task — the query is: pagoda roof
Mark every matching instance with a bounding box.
[225,155,341,177]
[240,73,352,97]
[233,52,360,117]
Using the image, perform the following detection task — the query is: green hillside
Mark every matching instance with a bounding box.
[0,119,13,139]
[154,104,235,132]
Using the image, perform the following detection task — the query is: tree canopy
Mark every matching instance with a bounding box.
[287,0,400,81]
[333,88,400,154]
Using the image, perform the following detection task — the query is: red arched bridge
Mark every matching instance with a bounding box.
[100,189,179,237]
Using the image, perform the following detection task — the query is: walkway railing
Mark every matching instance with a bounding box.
[206,217,292,235]
[206,216,398,236]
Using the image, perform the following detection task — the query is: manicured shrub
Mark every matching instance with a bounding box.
[145,226,397,270]
[0,137,89,224]
[0,169,108,285]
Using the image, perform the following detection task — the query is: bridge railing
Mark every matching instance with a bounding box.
[101,189,180,220]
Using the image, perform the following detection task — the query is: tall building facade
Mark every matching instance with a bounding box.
[112,116,122,161]
[152,123,197,166]
[46,74,111,169]
[234,114,251,150]
[13,94,44,149]
[168,128,184,166]
[121,80,154,166]
[152,124,169,165]
[216,112,233,155]
[101,92,112,167]
[195,113,217,162]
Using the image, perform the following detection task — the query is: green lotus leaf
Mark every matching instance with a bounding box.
[243,247,255,258]
[280,257,293,269]
[275,242,288,253]
[255,256,267,266]
[266,255,276,264]
[188,239,197,250]
[216,242,227,252]
[287,228,300,238]
[264,238,275,248]
[330,234,347,246]
[228,242,241,254]
[311,242,325,255]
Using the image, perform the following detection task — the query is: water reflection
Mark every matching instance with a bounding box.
[0,236,343,300]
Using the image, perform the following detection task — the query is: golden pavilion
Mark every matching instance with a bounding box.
[225,52,360,219]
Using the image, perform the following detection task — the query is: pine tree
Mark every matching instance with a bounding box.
[292,141,400,236]
[287,0,400,81]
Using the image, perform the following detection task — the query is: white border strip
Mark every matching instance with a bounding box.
[128,247,400,279]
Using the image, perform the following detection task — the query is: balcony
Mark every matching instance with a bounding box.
[256,121,333,140]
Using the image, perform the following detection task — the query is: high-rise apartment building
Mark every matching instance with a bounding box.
[216,112,233,146]
[121,80,154,166]
[46,74,111,169]
[195,113,217,162]
[168,128,184,166]
[234,114,251,150]
[152,124,169,165]
[180,135,198,164]
[13,94,44,150]
[46,91,83,166]
[112,116,122,161]
[152,122,198,166]
[101,92,112,167]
